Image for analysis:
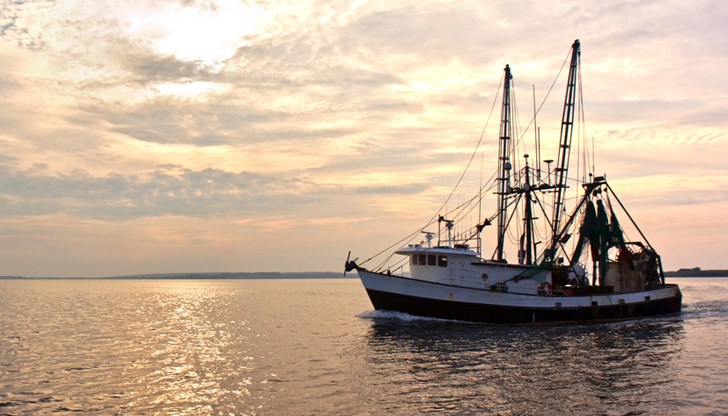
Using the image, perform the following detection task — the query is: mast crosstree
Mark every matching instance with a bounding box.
[347,39,681,325]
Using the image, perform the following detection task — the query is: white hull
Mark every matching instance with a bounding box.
[347,40,683,325]
[358,269,682,325]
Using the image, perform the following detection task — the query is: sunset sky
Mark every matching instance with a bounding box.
[1,0,726,277]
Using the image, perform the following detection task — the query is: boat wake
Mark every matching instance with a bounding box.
[682,300,728,320]
[357,310,478,324]
[349,40,682,325]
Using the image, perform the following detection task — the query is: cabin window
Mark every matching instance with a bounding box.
[418,254,426,265]
[438,256,448,267]
[411,255,417,265]
[427,254,436,266]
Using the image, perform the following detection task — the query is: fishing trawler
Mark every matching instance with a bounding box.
[345,40,682,325]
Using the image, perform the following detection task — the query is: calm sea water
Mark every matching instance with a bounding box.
[0,277,726,415]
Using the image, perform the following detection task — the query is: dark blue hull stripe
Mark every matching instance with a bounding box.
[365,288,682,325]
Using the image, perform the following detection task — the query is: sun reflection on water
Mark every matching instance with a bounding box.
[117,283,257,414]
[1,278,725,415]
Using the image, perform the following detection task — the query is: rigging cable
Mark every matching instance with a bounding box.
[362,43,575,271]
[515,45,572,145]
[363,71,505,270]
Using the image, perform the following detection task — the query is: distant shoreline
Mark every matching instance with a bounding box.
[664,269,728,278]
[1,270,726,280]
[0,272,348,280]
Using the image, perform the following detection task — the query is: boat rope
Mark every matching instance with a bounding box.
[447,44,573,261]
[515,45,572,146]
[361,71,505,270]
[447,170,499,226]
[361,44,575,271]
[433,71,505,219]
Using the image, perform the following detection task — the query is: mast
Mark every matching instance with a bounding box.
[523,155,535,264]
[495,64,513,262]
[533,85,541,181]
[547,39,580,261]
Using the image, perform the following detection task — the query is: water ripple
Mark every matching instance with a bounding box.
[0,277,726,415]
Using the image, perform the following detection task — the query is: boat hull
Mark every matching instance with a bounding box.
[358,270,682,325]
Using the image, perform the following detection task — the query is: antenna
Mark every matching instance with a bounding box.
[445,220,454,248]
[421,231,434,248]
[438,216,455,248]
[533,84,540,181]
[544,159,554,185]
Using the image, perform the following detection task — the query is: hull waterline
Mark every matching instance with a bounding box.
[348,40,682,326]
[358,270,682,325]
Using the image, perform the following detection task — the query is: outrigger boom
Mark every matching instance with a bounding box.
[348,40,681,325]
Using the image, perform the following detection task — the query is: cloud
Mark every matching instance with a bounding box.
[0,0,727,274]
[0,152,438,222]
[0,160,306,217]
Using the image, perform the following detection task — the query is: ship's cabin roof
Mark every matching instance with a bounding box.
[395,244,479,257]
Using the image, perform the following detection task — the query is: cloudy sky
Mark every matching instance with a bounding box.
[0,0,726,277]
